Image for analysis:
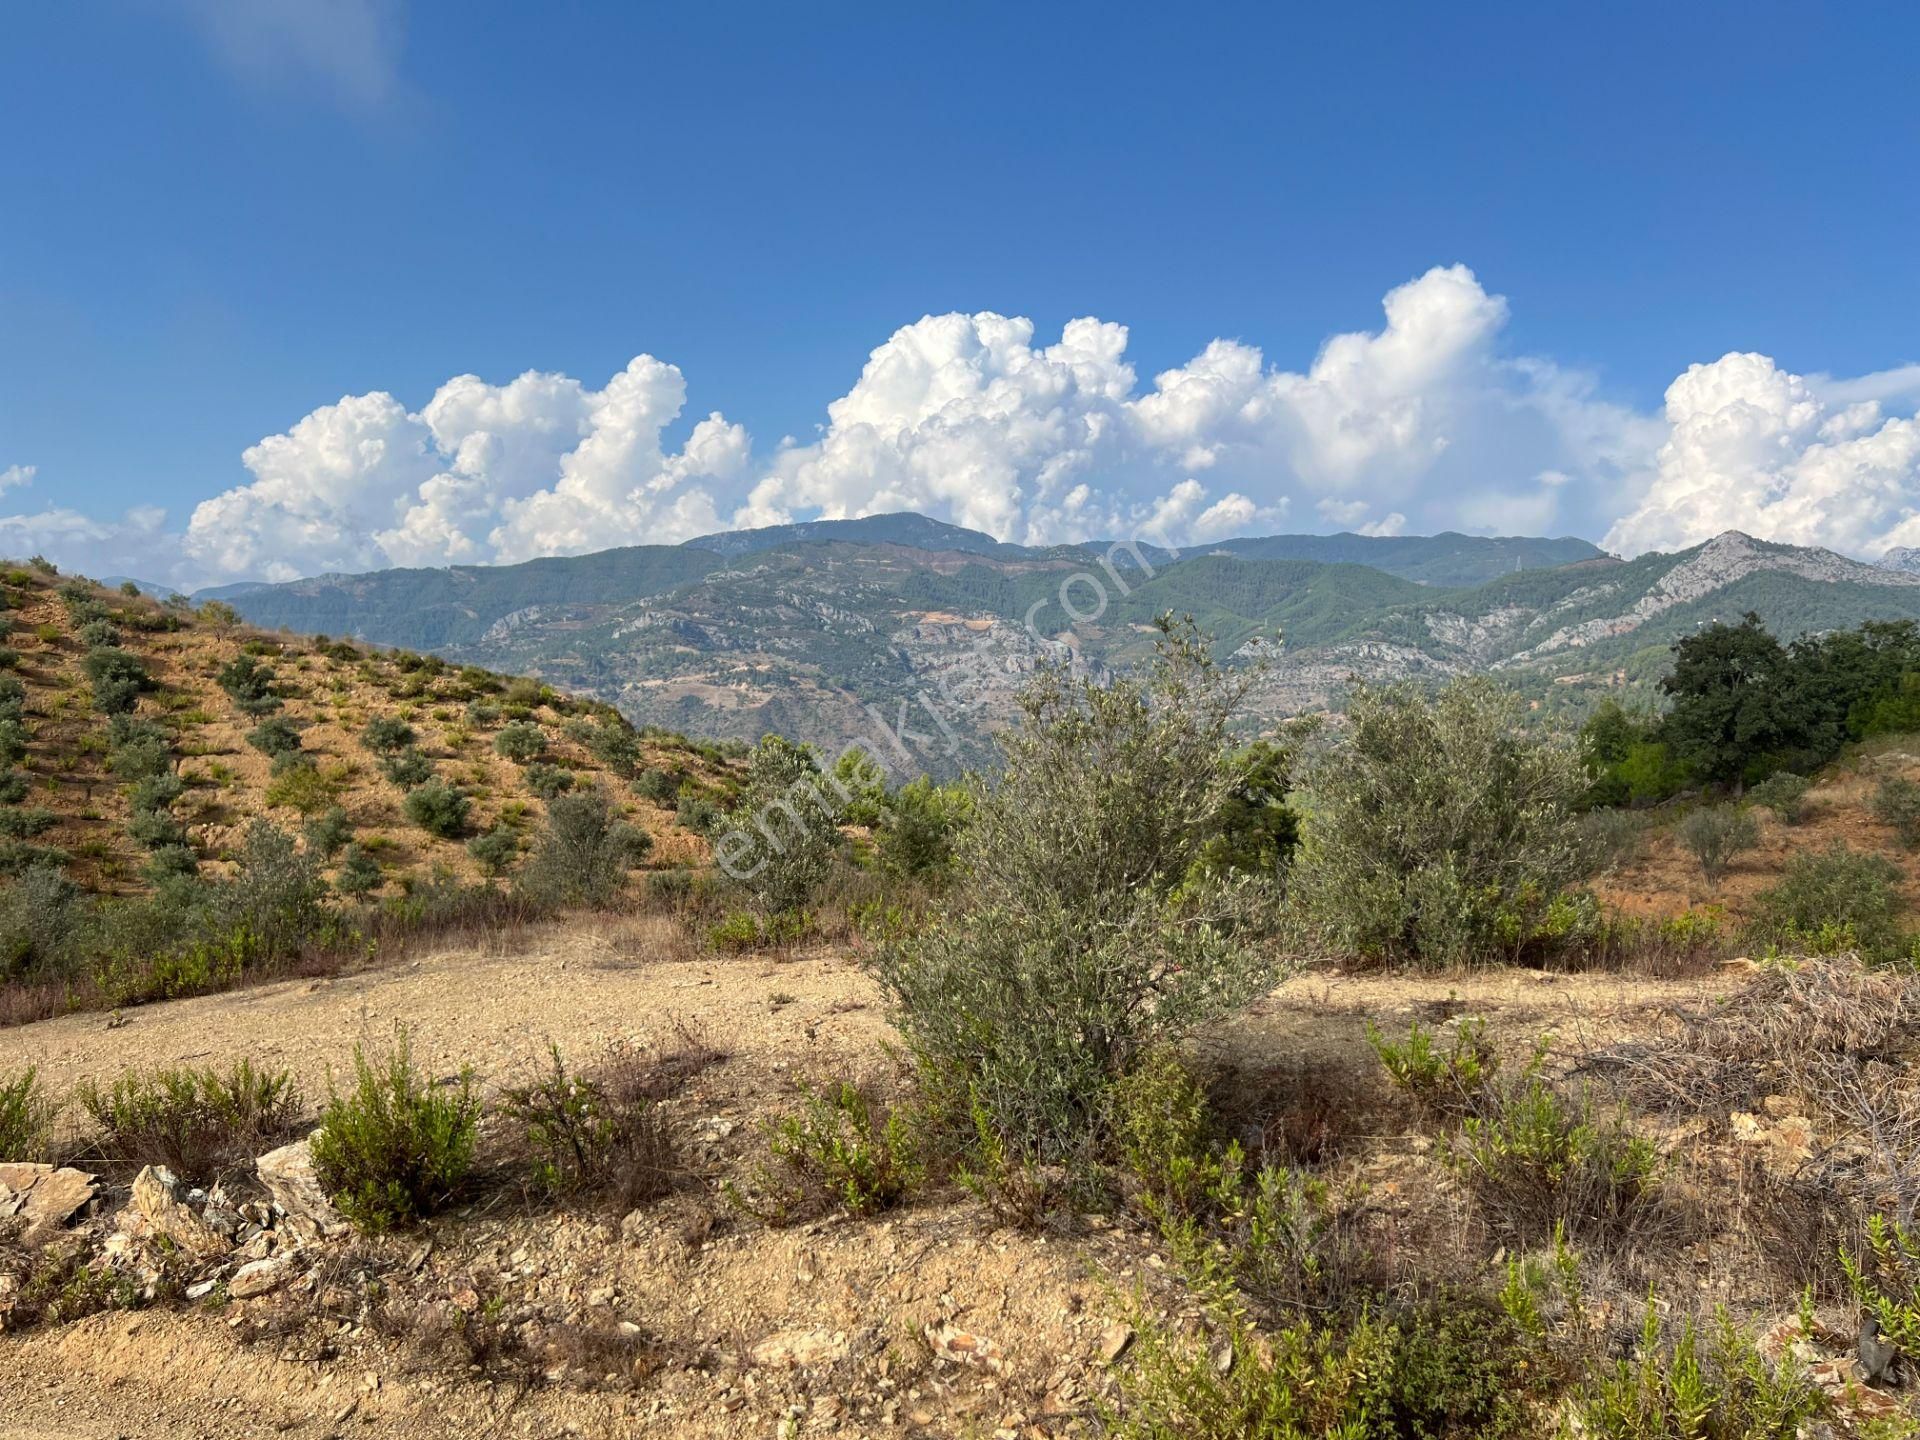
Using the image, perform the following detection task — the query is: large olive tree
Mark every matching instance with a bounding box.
[870,617,1279,1165]
[1293,677,1587,968]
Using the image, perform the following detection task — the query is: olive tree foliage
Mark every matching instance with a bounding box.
[1292,677,1588,968]
[722,736,840,916]
[869,617,1280,1165]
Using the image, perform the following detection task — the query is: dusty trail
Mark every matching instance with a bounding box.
[7,916,895,1110]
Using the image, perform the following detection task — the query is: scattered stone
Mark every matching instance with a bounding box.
[924,1320,1007,1374]
[256,1135,349,1243]
[0,1163,99,1246]
[749,1328,850,1369]
[230,1256,293,1299]
[129,1166,230,1259]
[1097,1321,1134,1365]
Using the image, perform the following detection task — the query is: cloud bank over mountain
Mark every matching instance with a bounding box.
[7,265,1918,586]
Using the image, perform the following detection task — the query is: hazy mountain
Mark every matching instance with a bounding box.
[1199,531,1605,587]
[683,512,1045,560]
[201,519,1920,777]
[1879,546,1920,576]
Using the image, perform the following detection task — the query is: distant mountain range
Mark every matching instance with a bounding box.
[197,514,1920,775]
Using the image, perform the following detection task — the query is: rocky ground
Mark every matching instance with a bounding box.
[0,918,1908,1438]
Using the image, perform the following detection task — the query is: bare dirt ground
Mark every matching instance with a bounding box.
[0,922,1748,1439]
[1595,745,1920,922]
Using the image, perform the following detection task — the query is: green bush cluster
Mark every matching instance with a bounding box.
[0,1066,54,1161]
[75,1060,299,1182]
[493,719,548,763]
[872,619,1278,1173]
[1583,615,1920,804]
[1874,775,1920,847]
[515,787,648,908]
[1748,771,1811,824]
[404,778,470,838]
[733,1080,922,1223]
[216,653,281,717]
[311,1027,479,1232]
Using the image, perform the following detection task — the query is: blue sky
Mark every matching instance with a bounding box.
[3,1,1918,586]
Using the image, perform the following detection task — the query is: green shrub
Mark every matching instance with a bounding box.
[263,757,347,816]
[1368,1017,1500,1122]
[360,716,416,756]
[579,717,641,776]
[1113,1050,1369,1319]
[302,805,353,859]
[516,787,648,907]
[717,735,839,915]
[1748,771,1811,824]
[81,645,152,714]
[128,771,185,815]
[221,820,328,962]
[333,842,382,896]
[0,717,26,767]
[0,1067,54,1161]
[876,775,973,878]
[674,791,721,833]
[404,779,470,838]
[1676,805,1759,886]
[311,1027,478,1232]
[76,619,120,648]
[245,716,301,757]
[1840,1213,1920,1363]
[1567,1302,1825,1440]
[1106,1304,1404,1440]
[1445,1069,1661,1246]
[1577,807,1647,875]
[707,911,761,951]
[1292,677,1588,968]
[75,1060,299,1182]
[0,807,56,839]
[872,619,1278,1170]
[380,747,434,788]
[522,761,574,799]
[466,825,519,877]
[128,809,188,850]
[734,1081,922,1223]
[1753,843,1906,959]
[1874,775,1920,847]
[632,766,679,804]
[494,720,548,763]
[215,654,281,716]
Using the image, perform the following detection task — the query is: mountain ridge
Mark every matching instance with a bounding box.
[191,517,1920,773]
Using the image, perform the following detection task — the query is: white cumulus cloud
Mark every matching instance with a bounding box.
[181,359,746,582]
[1604,352,1920,558]
[27,265,1920,587]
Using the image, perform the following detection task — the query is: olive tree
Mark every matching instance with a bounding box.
[869,617,1279,1165]
[1292,677,1587,968]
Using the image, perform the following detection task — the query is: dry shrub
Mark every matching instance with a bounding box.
[1585,954,1920,1288]
[1586,955,1920,1128]
[501,1022,721,1210]
[74,1059,303,1183]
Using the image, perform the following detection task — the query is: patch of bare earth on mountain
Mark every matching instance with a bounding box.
[0,921,1756,1439]
[1595,746,1920,923]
